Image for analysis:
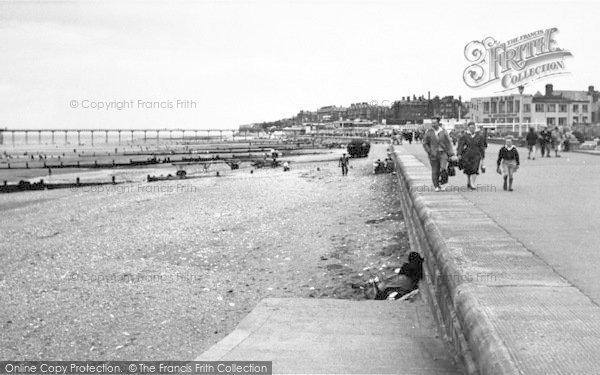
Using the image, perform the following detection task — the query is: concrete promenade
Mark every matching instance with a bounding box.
[393,142,600,374]
[404,142,600,305]
[197,298,460,374]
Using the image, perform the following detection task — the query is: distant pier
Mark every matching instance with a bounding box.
[0,128,239,146]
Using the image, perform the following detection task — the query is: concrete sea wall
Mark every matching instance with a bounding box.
[390,145,600,374]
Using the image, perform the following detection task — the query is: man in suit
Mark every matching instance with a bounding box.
[422,118,457,191]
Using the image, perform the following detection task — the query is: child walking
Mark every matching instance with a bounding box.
[496,136,520,191]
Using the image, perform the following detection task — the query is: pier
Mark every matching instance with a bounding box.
[0,128,239,146]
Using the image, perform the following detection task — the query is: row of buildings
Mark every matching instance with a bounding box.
[302,95,465,125]
[468,84,600,129]
[240,83,600,134]
[240,94,466,132]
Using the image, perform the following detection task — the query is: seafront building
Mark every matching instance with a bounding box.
[388,94,463,124]
[469,84,599,131]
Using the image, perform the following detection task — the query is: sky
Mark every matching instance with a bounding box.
[0,0,599,130]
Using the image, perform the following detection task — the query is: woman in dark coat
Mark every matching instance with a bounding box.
[457,122,486,190]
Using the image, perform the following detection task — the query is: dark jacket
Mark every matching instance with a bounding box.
[423,127,455,160]
[539,129,552,143]
[497,145,520,167]
[526,131,538,146]
[456,131,486,158]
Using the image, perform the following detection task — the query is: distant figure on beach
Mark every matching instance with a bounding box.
[400,251,424,287]
[283,161,290,172]
[367,251,424,300]
[497,136,520,191]
[423,118,456,192]
[339,153,350,176]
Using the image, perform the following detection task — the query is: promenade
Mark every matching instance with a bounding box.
[390,141,600,373]
[403,142,600,305]
[197,298,460,374]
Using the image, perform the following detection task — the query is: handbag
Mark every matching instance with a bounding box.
[447,164,456,177]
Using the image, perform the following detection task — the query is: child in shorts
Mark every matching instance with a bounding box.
[496,136,520,191]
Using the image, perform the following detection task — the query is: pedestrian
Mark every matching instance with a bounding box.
[339,153,350,176]
[551,126,563,157]
[456,122,486,190]
[563,129,571,152]
[539,126,552,157]
[526,127,538,160]
[496,136,520,192]
[480,127,488,173]
[422,117,457,192]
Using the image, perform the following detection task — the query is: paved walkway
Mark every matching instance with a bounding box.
[197,298,460,374]
[403,142,600,305]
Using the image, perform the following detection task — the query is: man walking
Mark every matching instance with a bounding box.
[339,153,350,176]
[526,127,538,160]
[423,118,457,192]
[539,126,552,157]
[551,126,563,157]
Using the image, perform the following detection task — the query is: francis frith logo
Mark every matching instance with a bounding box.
[463,27,573,91]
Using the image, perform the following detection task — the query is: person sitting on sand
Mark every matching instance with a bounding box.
[399,252,424,288]
[367,251,424,300]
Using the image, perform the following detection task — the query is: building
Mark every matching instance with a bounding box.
[530,85,598,126]
[346,102,390,123]
[316,105,346,122]
[296,110,319,124]
[388,94,465,124]
[389,95,431,124]
[430,95,464,119]
[469,84,599,130]
[468,93,530,125]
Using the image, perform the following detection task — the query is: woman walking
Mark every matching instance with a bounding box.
[496,136,520,191]
[526,127,538,160]
[456,122,486,190]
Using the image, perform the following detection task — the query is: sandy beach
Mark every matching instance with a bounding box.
[0,143,410,360]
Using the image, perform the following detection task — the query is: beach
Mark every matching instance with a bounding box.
[0,143,410,360]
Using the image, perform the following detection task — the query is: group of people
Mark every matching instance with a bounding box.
[423,118,520,192]
[391,130,424,145]
[525,125,569,159]
[373,158,394,174]
[337,153,395,176]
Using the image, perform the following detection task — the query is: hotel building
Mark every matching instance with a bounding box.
[469,84,599,132]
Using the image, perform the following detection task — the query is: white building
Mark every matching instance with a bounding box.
[469,84,598,132]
